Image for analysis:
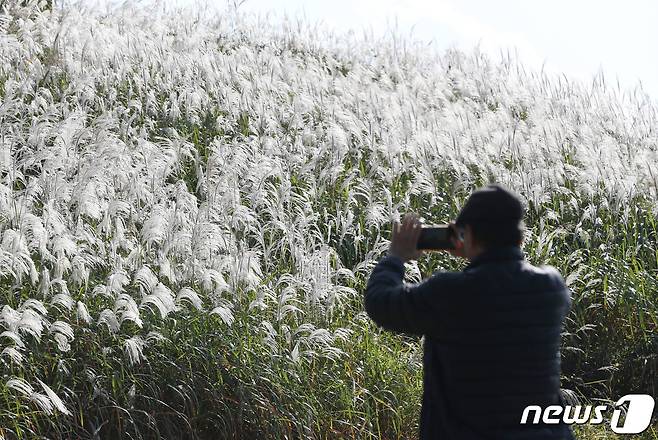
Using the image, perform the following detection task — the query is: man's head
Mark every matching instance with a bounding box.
[453,184,524,260]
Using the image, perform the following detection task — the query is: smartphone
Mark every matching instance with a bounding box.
[416,225,455,250]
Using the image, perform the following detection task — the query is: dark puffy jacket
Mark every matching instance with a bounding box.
[364,245,575,440]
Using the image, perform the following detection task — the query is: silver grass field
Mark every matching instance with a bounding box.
[0,1,656,438]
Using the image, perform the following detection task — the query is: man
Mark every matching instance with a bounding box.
[364,184,575,439]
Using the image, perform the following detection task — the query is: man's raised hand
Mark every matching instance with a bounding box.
[388,212,425,263]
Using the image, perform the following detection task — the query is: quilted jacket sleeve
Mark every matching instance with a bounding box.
[364,254,458,336]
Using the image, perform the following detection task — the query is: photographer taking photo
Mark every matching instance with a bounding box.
[364,184,575,440]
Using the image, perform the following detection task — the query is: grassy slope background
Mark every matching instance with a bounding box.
[0,0,656,438]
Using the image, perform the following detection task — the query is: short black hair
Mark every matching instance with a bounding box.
[455,184,524,226]
[466,220,524,249]
[455,184,525,248]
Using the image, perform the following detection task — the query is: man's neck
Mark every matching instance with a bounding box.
[465,245,524,269]
[466,245,486,262]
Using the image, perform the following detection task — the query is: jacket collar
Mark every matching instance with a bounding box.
[464,245,524,270]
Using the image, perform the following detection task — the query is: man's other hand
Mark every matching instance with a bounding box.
[388,213,425,263]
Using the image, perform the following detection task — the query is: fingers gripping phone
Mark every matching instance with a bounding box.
[416,225,456,250]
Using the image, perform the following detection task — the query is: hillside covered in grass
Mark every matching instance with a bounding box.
[0,1,656,438]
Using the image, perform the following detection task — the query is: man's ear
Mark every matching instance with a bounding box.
[464,224,473,242]
[464,224,480,252]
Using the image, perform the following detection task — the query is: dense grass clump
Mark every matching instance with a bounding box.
[0,1,656,439]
